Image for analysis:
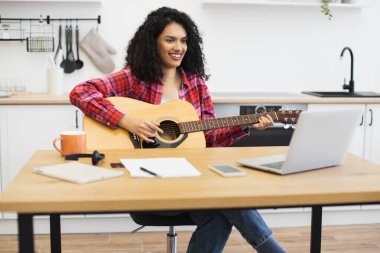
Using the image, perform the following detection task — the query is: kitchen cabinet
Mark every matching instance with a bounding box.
[363,104,380,165]
[0,104,82,219]
[308,103,380,212]
[215,102,380,216]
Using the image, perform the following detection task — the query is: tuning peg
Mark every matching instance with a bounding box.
[283,124,290,129]
[291,124,296,129]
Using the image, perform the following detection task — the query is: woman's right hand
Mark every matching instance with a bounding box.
[118,115,163,143]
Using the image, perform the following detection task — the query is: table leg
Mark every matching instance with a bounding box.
[18,213,34,253]
[50,214,62,253]
[310,206,322,253]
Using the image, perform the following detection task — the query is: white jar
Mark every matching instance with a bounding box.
[46,68,63,95]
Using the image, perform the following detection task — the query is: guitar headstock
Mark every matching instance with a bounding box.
[275,110,302,125]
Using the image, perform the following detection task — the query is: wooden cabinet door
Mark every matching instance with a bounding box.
[364,104,380,165]
[0,105,82,218]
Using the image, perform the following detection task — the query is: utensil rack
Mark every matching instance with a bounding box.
[0,15,101,27]
[0,15,101,51]
[26,19,55,52]
[0,19,25,41]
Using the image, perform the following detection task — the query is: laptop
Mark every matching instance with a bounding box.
[237,109,362,175]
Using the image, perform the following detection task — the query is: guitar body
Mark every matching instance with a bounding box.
[84,97,206,149]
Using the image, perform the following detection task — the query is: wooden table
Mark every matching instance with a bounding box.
[1,147,380,253]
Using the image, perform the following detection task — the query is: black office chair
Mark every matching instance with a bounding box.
[130,212,195,253]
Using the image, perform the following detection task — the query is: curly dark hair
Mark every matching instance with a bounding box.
[125,7,208,82]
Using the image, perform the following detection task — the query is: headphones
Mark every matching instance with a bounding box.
[65,150,105,166]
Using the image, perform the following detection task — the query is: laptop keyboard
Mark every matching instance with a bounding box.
[261,161,284,170]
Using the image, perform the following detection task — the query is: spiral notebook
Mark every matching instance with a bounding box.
[33,162,124,184]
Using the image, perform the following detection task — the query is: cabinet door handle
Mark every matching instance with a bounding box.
[75,110,79,129]
[368,109,373,126]
[359,114,363,126]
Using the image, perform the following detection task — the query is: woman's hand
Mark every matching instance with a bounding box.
[118,115,163,143]
[251,114,274,130]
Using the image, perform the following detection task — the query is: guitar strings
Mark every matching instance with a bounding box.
[158,112,285,133]
[161,115,261,129]
[157,111,298,138]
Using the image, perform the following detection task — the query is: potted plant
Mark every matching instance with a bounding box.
[321,0,333,20]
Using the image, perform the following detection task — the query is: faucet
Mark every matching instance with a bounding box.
[340,47,355,93]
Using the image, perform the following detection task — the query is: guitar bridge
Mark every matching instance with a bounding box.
[129,133,142,149]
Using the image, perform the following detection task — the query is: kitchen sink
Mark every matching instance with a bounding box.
[302,91,380,97]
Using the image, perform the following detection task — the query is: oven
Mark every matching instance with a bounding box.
[214,103,307,147]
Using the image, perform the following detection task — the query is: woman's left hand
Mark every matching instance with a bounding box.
[251,114,274,130]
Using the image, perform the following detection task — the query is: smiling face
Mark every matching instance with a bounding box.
[156,22,188,71]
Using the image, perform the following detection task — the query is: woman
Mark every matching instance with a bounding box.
[70,7,286,253]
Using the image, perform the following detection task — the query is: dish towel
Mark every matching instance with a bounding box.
[80,28,117,73]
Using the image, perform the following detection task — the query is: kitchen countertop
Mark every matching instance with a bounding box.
[1,92,380,105]
[0,93,70,105]
[211,92,380,104]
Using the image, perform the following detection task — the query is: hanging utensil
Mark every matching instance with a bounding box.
[60,25,68,68]
[67,25,75,62]
[75,24,84,69]
[62,25,76,73]
[54,24,63,65]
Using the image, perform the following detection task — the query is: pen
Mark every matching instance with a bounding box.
[140,167,163,178]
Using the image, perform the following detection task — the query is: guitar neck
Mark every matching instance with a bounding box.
[178,112,279,133]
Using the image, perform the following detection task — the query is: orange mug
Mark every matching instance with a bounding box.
[53,131,87,156]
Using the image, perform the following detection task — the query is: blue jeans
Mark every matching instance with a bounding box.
[186,209,273,253]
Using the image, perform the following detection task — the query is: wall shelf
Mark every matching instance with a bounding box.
[201,0,363,9]
[0,0,101,2]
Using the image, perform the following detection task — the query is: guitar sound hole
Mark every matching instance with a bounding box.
[158,120,180,141]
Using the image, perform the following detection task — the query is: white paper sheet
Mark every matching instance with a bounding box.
[120,157,201,178]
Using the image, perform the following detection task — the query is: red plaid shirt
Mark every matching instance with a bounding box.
[70,66,248,147]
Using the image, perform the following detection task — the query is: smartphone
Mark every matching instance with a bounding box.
[209,164,246,177]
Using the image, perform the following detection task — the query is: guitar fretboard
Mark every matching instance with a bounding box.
[178,112,279,133]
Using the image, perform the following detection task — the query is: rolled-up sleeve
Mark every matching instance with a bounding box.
[69,70,129,129]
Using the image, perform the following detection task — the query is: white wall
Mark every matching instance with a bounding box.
[0,0,379,94]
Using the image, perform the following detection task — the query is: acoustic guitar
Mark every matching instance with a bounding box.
[84,97,301,149]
